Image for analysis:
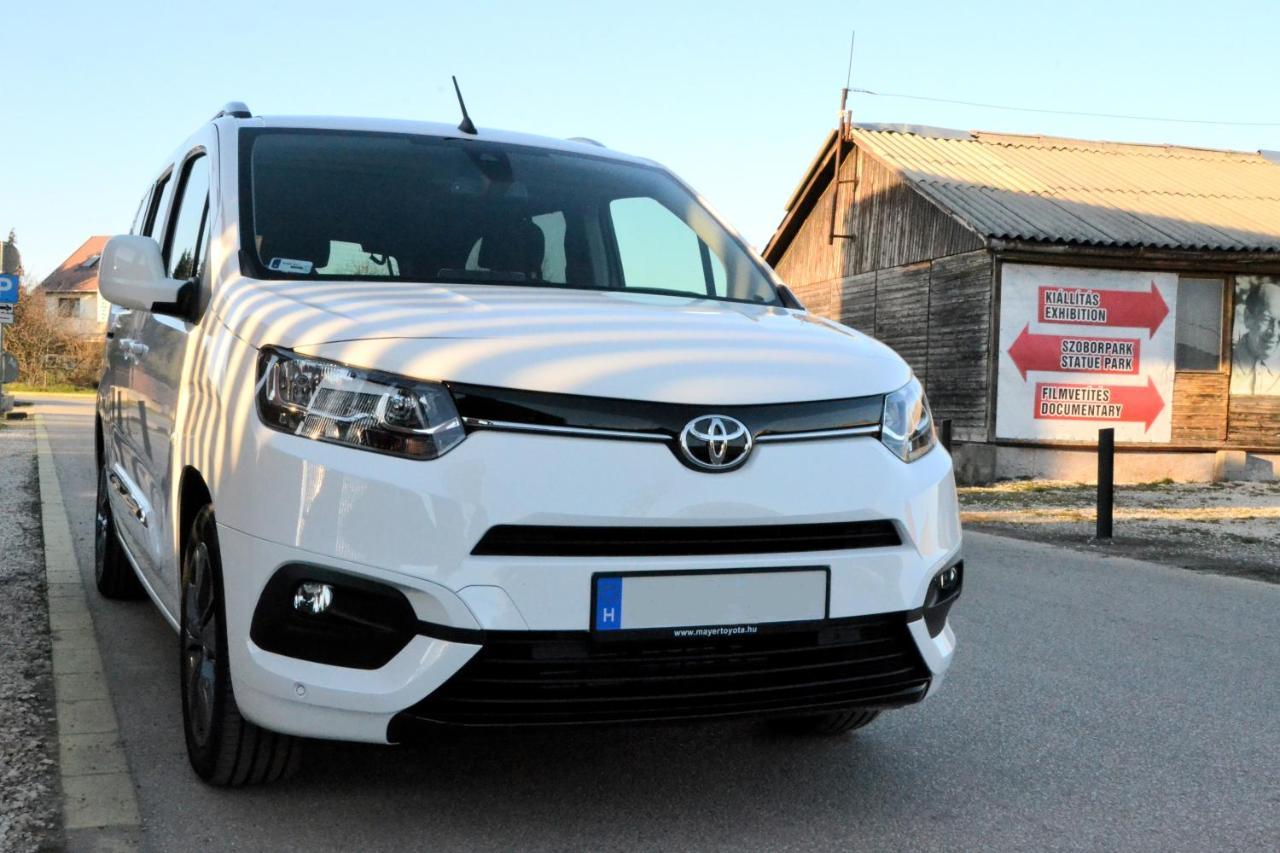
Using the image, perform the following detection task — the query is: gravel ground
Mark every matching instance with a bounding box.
[0,421,62,852]
[960,479,1280,583]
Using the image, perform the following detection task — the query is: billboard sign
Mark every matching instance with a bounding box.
[997,264,1176,443]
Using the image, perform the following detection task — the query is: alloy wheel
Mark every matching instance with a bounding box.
[182,542,219,750]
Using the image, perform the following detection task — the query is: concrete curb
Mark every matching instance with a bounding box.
[35,416,143,852]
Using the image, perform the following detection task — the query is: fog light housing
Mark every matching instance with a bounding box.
[293,582,334,615]
[251,565,419,669]
[922,561,964,638]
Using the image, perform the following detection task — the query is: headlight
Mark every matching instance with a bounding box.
[880,376,936,463]
[256,347,465,460]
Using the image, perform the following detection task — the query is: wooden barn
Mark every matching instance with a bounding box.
[763,125,1280,483]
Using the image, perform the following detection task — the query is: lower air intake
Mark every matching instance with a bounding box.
[389,612,930,732]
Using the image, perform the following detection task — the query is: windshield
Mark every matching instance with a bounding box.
[239,128,779,305]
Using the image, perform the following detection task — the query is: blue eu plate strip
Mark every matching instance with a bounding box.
[595,577,623,631]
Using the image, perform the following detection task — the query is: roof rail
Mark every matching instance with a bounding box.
[213,101,252,120]
[567,136,605,148]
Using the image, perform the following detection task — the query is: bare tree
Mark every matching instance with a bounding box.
[5,288,104,388]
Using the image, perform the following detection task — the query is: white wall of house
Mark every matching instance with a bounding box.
[44,292,108,336]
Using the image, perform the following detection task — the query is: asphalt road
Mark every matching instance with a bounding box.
[31,393,1280,852]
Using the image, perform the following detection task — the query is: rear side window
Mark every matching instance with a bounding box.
[165,155,210,281]
[145,172,174,238]
[130,185,154,235]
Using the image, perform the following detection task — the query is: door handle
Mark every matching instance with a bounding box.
[117,339,148,359]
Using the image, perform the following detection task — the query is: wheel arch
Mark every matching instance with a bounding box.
[177,466,214,574]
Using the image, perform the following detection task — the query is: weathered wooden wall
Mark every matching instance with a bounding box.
[926,252,996,441]
[842,155,984,276]
[831,250,993,442]
[1227,396,1280,446]
[773,175,841,316]
[771,144,984,296]
[1171,373,1229,442]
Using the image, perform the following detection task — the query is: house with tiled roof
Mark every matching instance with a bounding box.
[36,236,111,336]
[763,125,1280,483]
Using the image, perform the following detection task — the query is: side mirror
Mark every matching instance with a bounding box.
[99,235,189,315]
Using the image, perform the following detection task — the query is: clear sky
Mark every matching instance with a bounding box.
[3,0,1278,282]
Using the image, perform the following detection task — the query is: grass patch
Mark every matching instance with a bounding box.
[5,382,95,395]
[1129,478,1176,491]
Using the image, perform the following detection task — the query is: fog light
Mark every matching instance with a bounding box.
[293,582,334,615]
[922,561,963,638]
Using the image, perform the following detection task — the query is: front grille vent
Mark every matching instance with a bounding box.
[471,520,901,557]
[391,613,930,729]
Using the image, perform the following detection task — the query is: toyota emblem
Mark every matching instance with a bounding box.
[678,415,753,472]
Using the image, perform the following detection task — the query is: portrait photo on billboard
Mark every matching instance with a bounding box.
[1230,276,1280,396]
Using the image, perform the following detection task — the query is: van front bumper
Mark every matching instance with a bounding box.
[214,428,962,743]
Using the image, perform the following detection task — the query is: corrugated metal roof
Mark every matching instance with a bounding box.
[849,128,1280,251]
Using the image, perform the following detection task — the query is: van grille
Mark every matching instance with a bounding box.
[389,613,930,730]
[470,520,901,557]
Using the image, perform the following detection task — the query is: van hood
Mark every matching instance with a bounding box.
[215,278,909,405]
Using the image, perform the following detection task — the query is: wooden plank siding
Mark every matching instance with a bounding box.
[1227,396,1280,445]
[925,252,995,441]
[837,270,877,336]
[841,153,984,276]
[770,143,984,292]
[874,262,932,383]
[829,251,994,442]
[1171,373,1229,442]
[772,178,841,315]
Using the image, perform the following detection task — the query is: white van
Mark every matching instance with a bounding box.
[95,103,963,786]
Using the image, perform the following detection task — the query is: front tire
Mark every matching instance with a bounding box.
[766,709,881,736]
[94,463,144,599]
[180,505,301,786]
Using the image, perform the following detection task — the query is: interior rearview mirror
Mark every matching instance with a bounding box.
[99,235,189,316]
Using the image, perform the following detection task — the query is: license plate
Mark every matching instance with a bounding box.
[591,568,829,634]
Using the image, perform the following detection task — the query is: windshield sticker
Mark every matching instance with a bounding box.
[268,257,314,274]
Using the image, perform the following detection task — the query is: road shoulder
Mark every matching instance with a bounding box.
[960,479,1280,584]
[35,416,142,852]
[0,419,62,850]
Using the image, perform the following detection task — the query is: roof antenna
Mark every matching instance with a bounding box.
[829,31,856,244]
[452,76,478,135]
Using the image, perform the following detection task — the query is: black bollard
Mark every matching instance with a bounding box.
[1097,428,1114,539]
[939,418,952,453]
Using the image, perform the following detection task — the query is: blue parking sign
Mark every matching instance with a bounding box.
[0,274,18,304]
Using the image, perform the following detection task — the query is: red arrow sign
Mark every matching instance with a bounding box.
[1008,325,1141,380]
[1034,378,1165,431]
[1038,282,1169,335]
